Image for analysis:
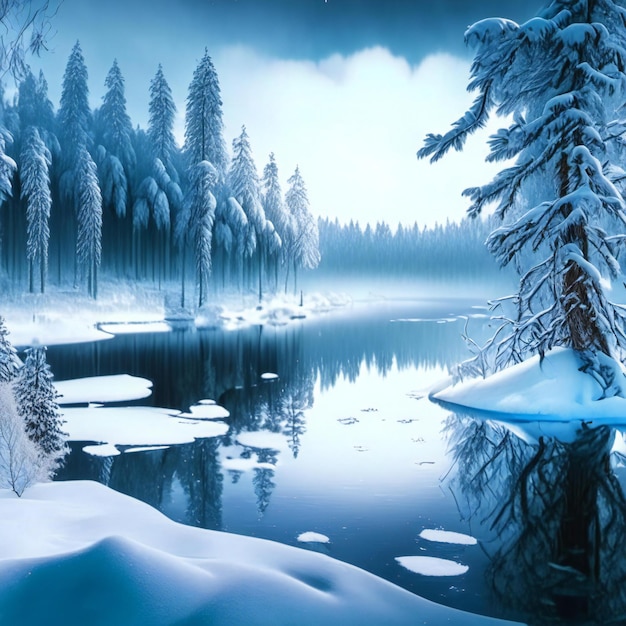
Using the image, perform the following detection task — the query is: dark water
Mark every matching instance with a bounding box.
[44,298,626,625]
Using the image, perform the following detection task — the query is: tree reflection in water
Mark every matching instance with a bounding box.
[445,414,626,625]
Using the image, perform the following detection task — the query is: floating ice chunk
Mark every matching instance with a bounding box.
[124,446,170,454]
[297,532,330,544]
[63,406,228,447]
[82,443,120,457]
[395,556,468,576]
[179,403,230,420]
[55,375,153,405]
[261,372,279,381]
[419,529,477,546]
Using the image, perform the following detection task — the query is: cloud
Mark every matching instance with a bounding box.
[210,46,505,229]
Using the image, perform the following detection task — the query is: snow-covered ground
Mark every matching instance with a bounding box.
[0,480,523,625]
[1,280,352,347]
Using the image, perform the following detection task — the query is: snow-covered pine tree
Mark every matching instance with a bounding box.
[148,64,179,182]
[75,145,103,298]
[180,50,228,306]
[57,41,91,171]
[0,381,53,496]
[184,49,228,177]
[418,0,626,393]
[57,41,97,284]
[132,66,182,283]
[228,126,266,298]
[13,346,67,466]
[176,160,217,307]
[262,152,288,291]
[20,126,52,293]
[0,317,19,383]
[284,166,320,294]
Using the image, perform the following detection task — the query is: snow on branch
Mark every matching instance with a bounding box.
[417,87,494,163]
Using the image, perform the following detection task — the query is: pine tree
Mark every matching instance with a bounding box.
[132,66,182,283]
[0,317,19,383]
[57,41,91,171]
[419,0,626,391]
[184,49,228,177]
[180,50,228,305]
[284,166,320,294]
[176,161,217,307]
[148,64,179,181]
[20,127,52,293]
[228,126,266,297]
[262,152,288,290]
[13,346,67,466]
[100,60,135,172]
[57,41,97,284]
[75,145,103,298]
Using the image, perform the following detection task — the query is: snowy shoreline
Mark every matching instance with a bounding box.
[0,281,352,347]
[0,480,524,625]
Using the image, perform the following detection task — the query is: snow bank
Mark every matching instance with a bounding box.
[433,347,626,420]
[55,374,153,405]
[0,481,521,625]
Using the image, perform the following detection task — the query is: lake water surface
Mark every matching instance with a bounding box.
[45,298,626,625]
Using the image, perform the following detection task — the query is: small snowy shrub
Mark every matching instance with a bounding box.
[0,382,53,496]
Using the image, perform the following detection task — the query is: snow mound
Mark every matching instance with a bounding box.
[298,532,330,544]
[419,529,477,546]
[0,481,521,625]
[433,347,626,420]
[395,556,469,577]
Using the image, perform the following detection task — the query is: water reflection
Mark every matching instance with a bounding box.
[446,414,626,625]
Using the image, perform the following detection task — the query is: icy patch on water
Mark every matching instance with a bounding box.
[297,532,330,544]
[55,375,153,405]
[419,529,477,545]
[395,556,469,576]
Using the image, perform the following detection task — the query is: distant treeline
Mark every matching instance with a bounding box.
[317,215,505,280]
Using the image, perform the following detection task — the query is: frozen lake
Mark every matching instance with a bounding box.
[44,297,626,624]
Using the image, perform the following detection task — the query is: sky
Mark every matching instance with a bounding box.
[28,0,541,228]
